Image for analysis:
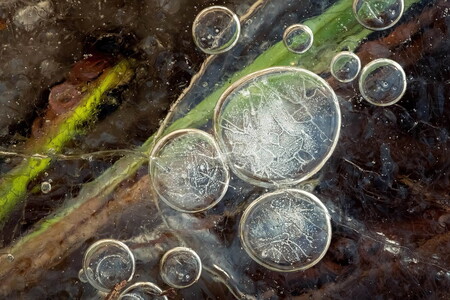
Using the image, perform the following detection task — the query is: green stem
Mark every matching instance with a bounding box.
[0,59,134,223]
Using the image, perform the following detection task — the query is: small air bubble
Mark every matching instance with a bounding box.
[41,181,52,194]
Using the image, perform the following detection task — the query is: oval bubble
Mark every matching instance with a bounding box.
[353,0,404,30]
[330,51,361,83]
[214,67,341,187]
[150,129,230,213]
[160,247,202,288]
[192,6,240,55]
[82,239,135,292]
[240,189,331,272]
[118,282,167,300]
[283,24,314,54]
[359,58,407,106]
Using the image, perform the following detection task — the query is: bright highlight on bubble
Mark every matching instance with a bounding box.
[330,51,361,83]
[150,129,230,213]
[214,67,341,187]
[78,239,135,292]
[353,0,404,30]
[40,181,52,194]
[283,24,313,54]
[359,58,407,106]
[240,189,331,272]
[192,6,240,55]
[160,247,202,288]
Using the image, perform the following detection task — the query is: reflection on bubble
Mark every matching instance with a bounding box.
[240,189,331,272]
[150,129,230,213]
[353,0,404,30]
[160,247,202,288]
[80,239,135,292]
[283,24,313,54]
[330,51,361,83]
[359,58,407,106]
[118,282,167,300]
[214,67,340,187]
[192,6,240,55]
[41,181,52,194]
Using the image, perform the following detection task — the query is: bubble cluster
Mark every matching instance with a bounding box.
[214,67,340,187]
[359,58,407,106]
[353,0,404,30]
[192,6,240,55]
[330,51,361,83]
[240,189,331,272]
[282,24,314,54]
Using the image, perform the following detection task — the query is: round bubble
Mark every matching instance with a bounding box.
[160,247,202,288]
[118,282,167,300]
[240,189,331,272]
[150,129,230,213]
[214,67,341,187]
[330,51,361,83]
[283,24,313,54]
[353,0,404,30]
[359,58,407,106]
[192,6,240,55]
[81,239,135,292]
[41,181,52,194]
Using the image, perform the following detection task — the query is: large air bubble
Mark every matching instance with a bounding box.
[214,67,341,187]
[283,24,314,54]
[150,129,230,213]
[240,189,331,272]
[330,51,361,83]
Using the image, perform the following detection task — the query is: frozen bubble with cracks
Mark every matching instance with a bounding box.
[40,181,52,194]
[118,282,167,300]
[353,0,404,30]
[330,51,361,83]
[240,189,331,272]
[160,247,202,288]
[150,129,230,213]
[80,239,135,292]
[214,67,341,187]
[359,58,407,106]
[283,24,314,54]
[192,6,240,55]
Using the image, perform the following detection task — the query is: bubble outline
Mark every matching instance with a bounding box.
[330,51,361,83]
[159,246,202,289]
[352,0,405,31]
[282,24,314,54]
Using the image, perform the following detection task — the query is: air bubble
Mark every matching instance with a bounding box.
[159,247,202,289]
[79,239,135,292]
[283,24,313,54]
[118,282,167,300]
[330,51,361,83]
[150,129,230,213]
[192,6,240,55]
[214,67,340,187]
[353,0,404,30]
[359,58,407,106]
[240,189,331,272]
[41,181,52,194]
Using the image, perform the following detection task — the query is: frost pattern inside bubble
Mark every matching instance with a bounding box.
[192,6,240,55]
[283,24,314,54]
[214,67,340,187]
[359,58,407,106]
[240,189,331,272]
[330,51,361,83]
[160,247,202,288]
[150,129,229,212]
[353,0,404,30]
